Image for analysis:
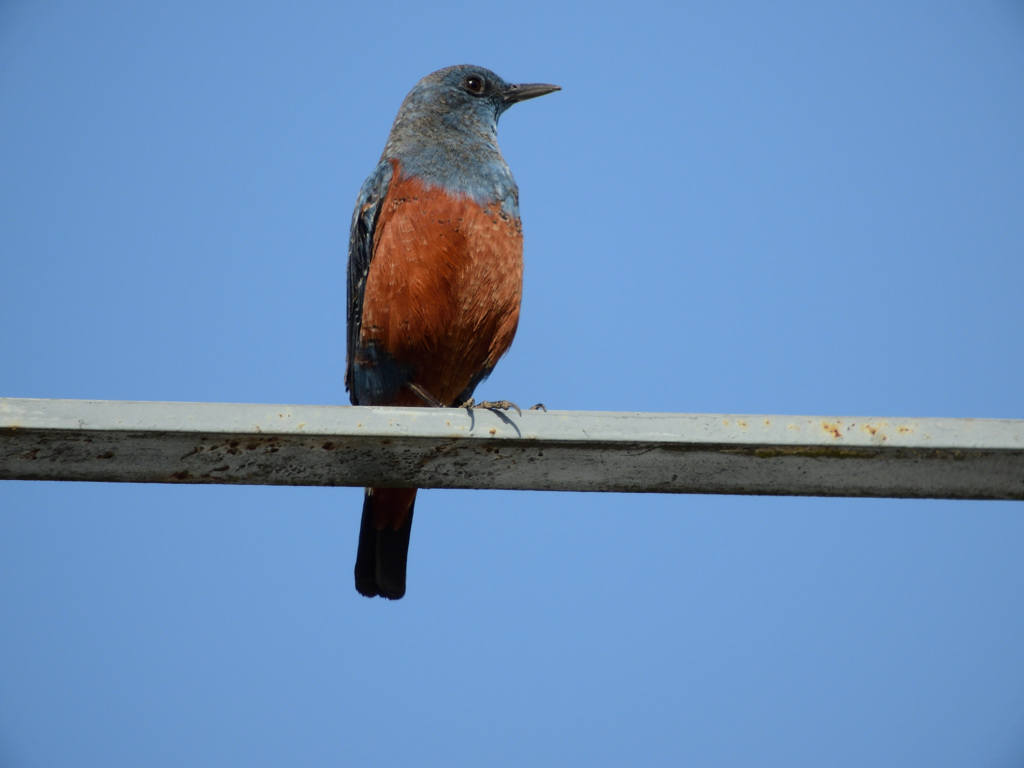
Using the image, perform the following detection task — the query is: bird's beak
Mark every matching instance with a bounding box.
[502,82,561,104]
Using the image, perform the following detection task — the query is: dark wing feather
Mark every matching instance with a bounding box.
[345,159,394,404]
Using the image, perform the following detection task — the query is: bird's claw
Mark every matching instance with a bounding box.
[461,398,522,417]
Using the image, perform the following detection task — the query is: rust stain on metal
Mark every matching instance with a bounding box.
[822,422,843,439]
[737,420,748,429]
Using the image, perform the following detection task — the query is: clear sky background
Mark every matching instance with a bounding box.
[2,2,1024,766]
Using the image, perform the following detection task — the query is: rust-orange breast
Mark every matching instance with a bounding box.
[358,162,524,407]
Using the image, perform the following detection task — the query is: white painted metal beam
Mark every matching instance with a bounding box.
[1,398,1022,500]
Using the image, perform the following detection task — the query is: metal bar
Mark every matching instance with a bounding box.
[1,397,1022,500]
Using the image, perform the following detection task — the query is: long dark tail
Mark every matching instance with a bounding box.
[354,487,417,600]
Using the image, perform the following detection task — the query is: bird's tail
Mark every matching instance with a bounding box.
[354,487,417,600]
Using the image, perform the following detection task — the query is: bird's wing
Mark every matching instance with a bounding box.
[345,159,394,404]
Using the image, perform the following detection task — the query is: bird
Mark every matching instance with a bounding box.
[345,65,559,599]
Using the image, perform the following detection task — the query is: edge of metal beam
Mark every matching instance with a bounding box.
[2,397,1022,500]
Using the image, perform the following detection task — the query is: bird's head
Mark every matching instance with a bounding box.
[421,64,560,120]
[386,65,560,149]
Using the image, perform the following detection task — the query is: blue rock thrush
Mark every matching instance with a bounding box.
[346,65,559,599]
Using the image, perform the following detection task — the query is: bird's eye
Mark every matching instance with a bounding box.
[464,75,486,95]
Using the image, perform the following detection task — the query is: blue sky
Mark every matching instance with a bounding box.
[2,2,1024,766]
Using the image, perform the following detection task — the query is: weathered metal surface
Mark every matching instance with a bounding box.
[1,398,1022,499]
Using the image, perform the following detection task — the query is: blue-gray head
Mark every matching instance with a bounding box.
[382,65,560,167]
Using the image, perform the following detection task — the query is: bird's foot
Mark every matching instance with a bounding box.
[461,398,522,417]
[528,403,547,411]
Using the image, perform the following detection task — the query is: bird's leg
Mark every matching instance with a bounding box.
[405,382,445,408]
